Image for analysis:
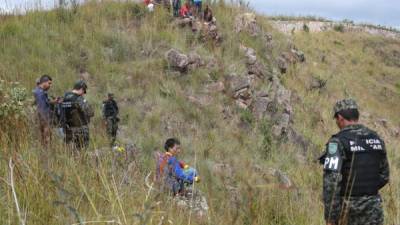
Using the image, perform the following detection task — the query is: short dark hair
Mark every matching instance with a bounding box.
[39,74,52,84]
[335,109,359,121]
[164,138,180,151]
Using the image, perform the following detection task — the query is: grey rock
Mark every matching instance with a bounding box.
[309,76,327,91]
[226,74,251,94]
[165,49,189,72]
[277,56,288,73]
[234,13,261,36]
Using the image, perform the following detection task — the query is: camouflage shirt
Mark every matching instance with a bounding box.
[321,124,390,223]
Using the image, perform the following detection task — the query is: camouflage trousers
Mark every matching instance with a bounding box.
[105,117,118,145]
[64,126,90,150]
[339,195,384,225]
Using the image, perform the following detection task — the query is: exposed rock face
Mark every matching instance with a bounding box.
[165,49,205,73]
[202,23,222,43]
[234,13,261,36]
[225,74,253,109]
[276,56,288,73]
[205,81,225,93]
[271,20,400,39]
[175,189,209,222]
[309,76,327,91]
[188,52,204,70]
[165,49,189,72]
[276,47,306,73]
[226,74,251,94]
[240,45,268,78]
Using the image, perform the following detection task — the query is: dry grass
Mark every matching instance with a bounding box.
[0,1,399,224]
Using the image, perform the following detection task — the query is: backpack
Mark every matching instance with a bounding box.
[155,151,173,181]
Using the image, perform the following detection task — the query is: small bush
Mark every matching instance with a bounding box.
[302,24,310,33]
[239,108,254,125]
[333,24,345,32]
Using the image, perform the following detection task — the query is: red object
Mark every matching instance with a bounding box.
[144,0,150,5]
[180,4,191,17]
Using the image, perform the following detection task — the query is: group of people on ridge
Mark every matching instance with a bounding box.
[144,0,214,23]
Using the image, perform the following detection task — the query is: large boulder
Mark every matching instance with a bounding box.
[276,56,288,74]
[225,74,251,94]
[251,96,273,119]
[165,49,189,73]
[240,45,267,78]
[234,13,261,36]
[187,52,204,70]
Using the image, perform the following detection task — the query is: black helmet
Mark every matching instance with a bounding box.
[73,80,88,94]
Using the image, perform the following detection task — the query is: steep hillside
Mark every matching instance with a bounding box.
[0,1,399,225]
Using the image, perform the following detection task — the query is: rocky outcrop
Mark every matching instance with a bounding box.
[165,49,205,73]
[165,49,189,73]
[240,45,268,78]
[276,47,306,73]
[234,13,261,36]
[271,20,400,39]
[225,73,253,109]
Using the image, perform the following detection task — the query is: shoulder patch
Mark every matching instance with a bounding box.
[328,142,338,155]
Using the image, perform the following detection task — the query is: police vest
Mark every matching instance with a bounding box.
[335,130,385,196]
[103,100,118,118]
[61,93,88,127]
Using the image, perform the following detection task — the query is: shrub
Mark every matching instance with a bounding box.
[333,24,345,32]
[303,24,310,33]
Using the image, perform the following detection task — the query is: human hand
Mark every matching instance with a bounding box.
[194,176,200,182]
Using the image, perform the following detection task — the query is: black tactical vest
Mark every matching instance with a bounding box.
[103,100,118,118]
[61,92,87,127]
[335,129,385,196]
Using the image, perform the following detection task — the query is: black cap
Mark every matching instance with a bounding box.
[108,93,114,98]
[73,80,88,93]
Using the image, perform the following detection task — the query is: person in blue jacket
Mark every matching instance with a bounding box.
[33,75,55,147]
[158,138,199,195]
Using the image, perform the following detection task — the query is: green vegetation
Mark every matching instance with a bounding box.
[0,1,399,225]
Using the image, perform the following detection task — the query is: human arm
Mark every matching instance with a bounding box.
[378,140,390,189]
[78,97,94,118]
[34,89,51,120]
[169,158,194,183]
[322,138,344,224]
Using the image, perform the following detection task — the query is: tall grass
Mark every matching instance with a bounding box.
[0,1,399,224]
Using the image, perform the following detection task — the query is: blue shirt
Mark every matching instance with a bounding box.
[168,156,194,183]
[33,87,51,121]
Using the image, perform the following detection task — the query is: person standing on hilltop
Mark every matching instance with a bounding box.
[203,4,213,23]
[172,0,181,17]
[33,75,59,147]
[193,0,202,17]
[61,80,94,150]
[102,93,119,146]
[320,99,390,225]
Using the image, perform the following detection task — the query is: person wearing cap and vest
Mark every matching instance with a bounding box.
[61,80,94,150]
[102,93,119,146]
[320,99,390,225]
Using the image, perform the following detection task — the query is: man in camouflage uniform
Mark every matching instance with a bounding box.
[102,93,119,146]
[320,99,390,225]
[61,80,94,150]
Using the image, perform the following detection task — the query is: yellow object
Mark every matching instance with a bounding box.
[113,145,125,152]
[117,146,125,152]
[184,165,189,169]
